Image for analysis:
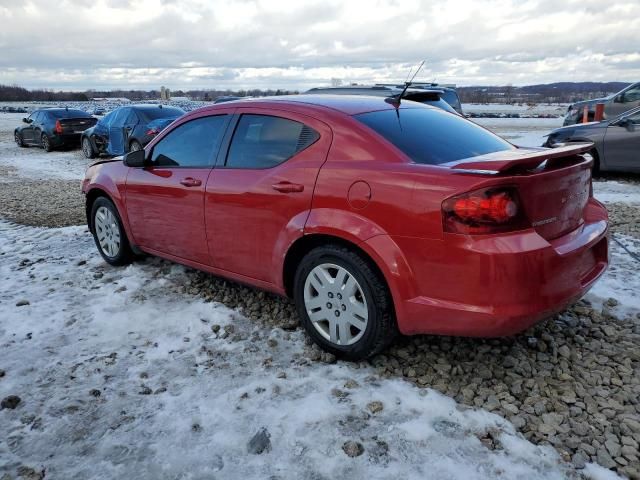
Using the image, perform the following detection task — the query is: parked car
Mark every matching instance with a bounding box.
[305,85,460,114]
[563,82,640,126]
[82,95,608,360]
[81,104,185,158]
[544,107,640,174]
[375,83,463,114]
[14,108,97,152]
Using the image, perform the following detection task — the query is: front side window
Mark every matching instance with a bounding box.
[111,108,129,127]
[99,111,116,127]
[355,107,514,165]
[226,114,319,169]
[150,115,228,168]
[623,86,640,103]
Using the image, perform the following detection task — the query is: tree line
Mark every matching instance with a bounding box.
[0,84,299,102]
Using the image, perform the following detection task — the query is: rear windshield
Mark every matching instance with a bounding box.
[47,109,91,119]
[440,90,461,108]
[355,107,513,165]
[138,107,184,121]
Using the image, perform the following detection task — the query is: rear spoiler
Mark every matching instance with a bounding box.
[448,143,593,174]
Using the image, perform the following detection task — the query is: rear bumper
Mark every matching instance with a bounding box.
[386,199,609,337]
[51,133,82,146]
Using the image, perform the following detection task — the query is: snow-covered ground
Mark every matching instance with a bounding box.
[472,116,561,147]
[0,221,589,480]
[463,103,570,117]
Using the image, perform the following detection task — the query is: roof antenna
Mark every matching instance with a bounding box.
[386,60,426,108]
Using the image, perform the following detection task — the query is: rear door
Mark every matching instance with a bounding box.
[604,111,640,171]
[205,108,331,283]
[123,109,140,151]
[125,113,231,265]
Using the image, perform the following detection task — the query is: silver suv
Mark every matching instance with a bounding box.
[563,82,640,126]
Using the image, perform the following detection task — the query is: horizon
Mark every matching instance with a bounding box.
[1,0,639,91]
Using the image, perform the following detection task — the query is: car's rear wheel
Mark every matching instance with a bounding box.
[91,197,133,266]
[14,131,25,147]
[41,133,52,152]
[129,140,142,152]
[293,245,396,360]
[82,137,96,159]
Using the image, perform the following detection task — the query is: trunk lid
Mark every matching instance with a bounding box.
[59,117,97,134]
[447,144,594,240]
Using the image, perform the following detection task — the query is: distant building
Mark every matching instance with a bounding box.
[91,97,131,102]
[160,86,171,101]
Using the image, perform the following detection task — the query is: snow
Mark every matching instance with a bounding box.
[472,116,561,148]
[462,103,570,116]
[0,220,600,479]
[593,180,640,204]
[587,234,640,318]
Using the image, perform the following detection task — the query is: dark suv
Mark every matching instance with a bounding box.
[563,82,640,126]
[304,85,462,115]
[14,108,97,152]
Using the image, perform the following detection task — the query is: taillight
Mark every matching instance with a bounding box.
[442,187,529,234]
[145,128,159,136]
[54,120,63,134]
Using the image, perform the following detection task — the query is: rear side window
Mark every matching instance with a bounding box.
[151,115,228,167]
[226,114,319,169]
[355,108,513,165]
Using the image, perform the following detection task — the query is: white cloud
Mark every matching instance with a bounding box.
[0,0,638,90]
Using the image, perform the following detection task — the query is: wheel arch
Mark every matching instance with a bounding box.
[85,187,112,231]
[282,233,400,313]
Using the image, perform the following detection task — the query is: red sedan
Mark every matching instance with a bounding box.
[82,95,609,360]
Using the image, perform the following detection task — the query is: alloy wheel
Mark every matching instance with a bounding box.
[14,132,22,146]
[94,206,121,258]
[303,263,368,346]
[42,135,50,151]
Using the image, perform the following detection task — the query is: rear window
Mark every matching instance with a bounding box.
[48,109,91,119]
[355,107,513,165]
[138,107,185,121]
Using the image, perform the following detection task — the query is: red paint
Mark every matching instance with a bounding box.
[83,96,609,338]
[594,103,605,122]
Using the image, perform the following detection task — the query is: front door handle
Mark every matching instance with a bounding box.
[180,177,202,187]
[272,181,304,193]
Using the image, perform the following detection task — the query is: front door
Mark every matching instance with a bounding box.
[108,108,128,155]
[205,109,331,284]
[125,113,231,265]
[21,113,36,143]
[604,111,640,172]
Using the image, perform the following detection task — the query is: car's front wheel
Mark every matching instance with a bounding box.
[82,137,96,159]
[41,133,52,152]
[293,245,396,360]
[90,197,133,266]
[14,131,25,147]
[129,140,143,152]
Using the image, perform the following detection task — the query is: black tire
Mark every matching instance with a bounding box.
[129,140,143,152]
[293,244,397,360]
[82,136,96,159]
[90,196,134,266]
[41,133,52,152]
[14,131,25,148]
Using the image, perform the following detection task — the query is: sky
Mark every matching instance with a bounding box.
[0,0,639,91]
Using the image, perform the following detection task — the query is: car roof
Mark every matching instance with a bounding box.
[201,94,431,116]
[127,104,184,110]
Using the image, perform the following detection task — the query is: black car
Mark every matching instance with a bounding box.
[81,104,185,158]
[14,108,97,152]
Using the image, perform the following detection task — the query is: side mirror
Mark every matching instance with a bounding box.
[22,117,31,123]
[123,149,148,167]
[614,94,624,103]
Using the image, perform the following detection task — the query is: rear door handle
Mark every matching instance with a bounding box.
[180,177,202,187]
[272,181,304,193]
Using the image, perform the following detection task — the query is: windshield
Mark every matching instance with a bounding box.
[355,107,514,165]
[138,107,184,121]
